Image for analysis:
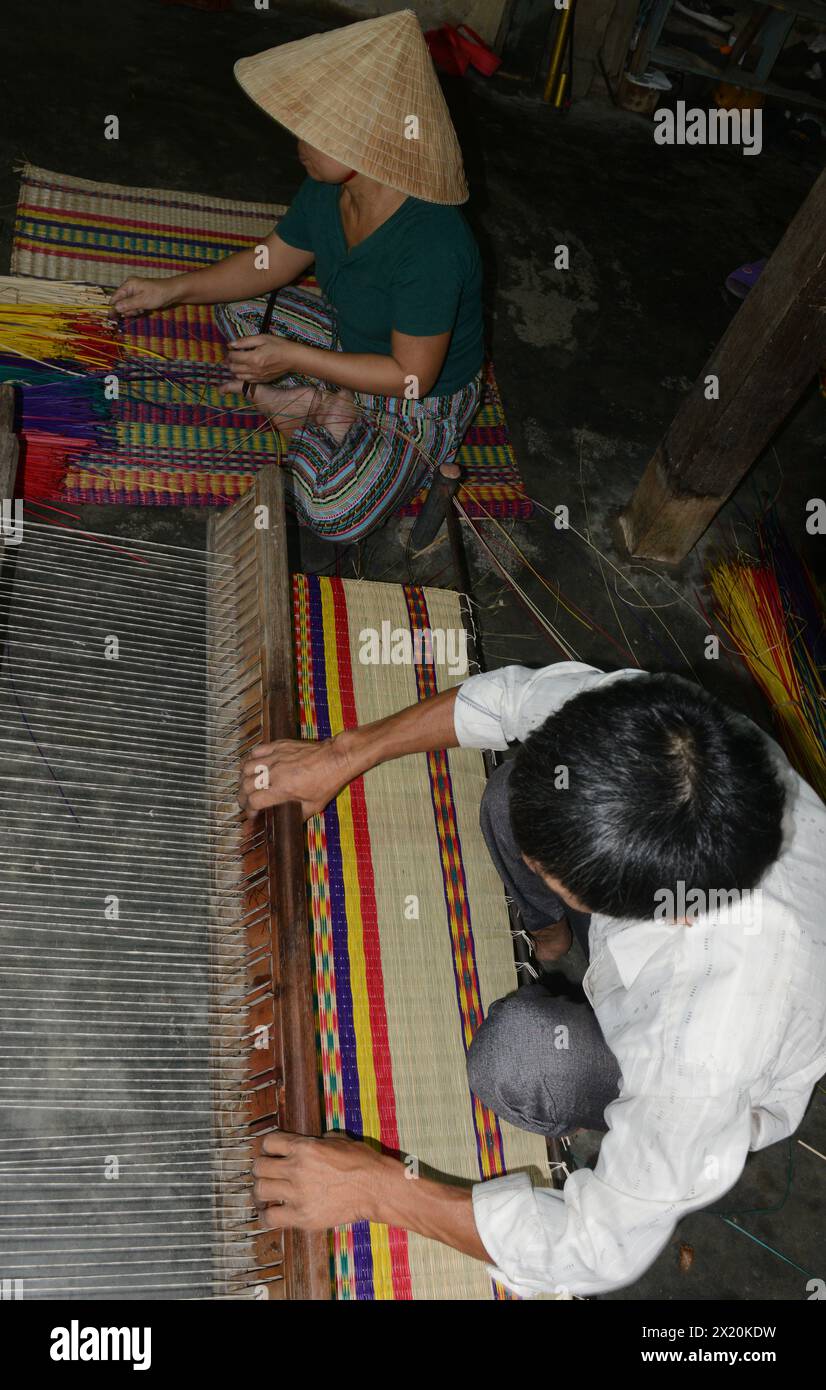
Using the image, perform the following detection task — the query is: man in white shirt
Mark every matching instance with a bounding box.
[240,662,826,1296]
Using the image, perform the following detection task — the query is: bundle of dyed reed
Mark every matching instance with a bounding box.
[0,276,295,501]
[0,288,120,498]
[0,279,211,497]
[0,301,121,377]
[710,512,826,800]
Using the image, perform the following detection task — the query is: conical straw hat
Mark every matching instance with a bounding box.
[234,9,468,205]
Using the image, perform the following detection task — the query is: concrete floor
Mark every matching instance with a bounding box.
[2,0,824,1301]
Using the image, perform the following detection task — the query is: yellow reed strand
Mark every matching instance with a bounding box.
[0,300,183,372]
[711,559,826,797]
[0,302,116,368]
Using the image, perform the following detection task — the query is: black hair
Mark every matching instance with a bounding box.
[508,674,786,920]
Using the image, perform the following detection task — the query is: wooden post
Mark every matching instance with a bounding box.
[411,461,461,551]
[619,168,826,564]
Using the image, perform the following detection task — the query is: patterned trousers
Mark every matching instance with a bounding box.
[215,285,483,543]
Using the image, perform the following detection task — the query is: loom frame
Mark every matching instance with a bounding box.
[0,395,329,1299]
[207,466,329,1300]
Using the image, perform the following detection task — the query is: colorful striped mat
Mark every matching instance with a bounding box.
[293,575,552,1300]
[11,165,532,518]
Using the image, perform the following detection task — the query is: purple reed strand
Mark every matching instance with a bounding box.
[3,641,80,823]
[16,373,110,439]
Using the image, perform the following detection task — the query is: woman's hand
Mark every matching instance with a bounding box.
[110,276,180,317]
[223,333,299,391]
[238,735,354,822]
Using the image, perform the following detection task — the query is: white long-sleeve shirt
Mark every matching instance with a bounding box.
[455,662,826,1297]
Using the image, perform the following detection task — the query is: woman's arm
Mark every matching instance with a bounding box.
[238,686,460,820]
[294,326,452,397]
[111,232,315,316]
[225,325,452,399]
[174,233,315,305]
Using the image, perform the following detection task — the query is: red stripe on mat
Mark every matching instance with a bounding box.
[328,576,413,1300]
[20,174,278,220]
[17,201,265,242]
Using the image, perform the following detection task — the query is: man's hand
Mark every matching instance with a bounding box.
[253,1132,388,1230]
[238,689,461,824]
[252,1130,490,1264]
[238,735,353,822]
[224,333,298,390]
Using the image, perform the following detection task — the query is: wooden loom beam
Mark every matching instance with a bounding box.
[253,467,330,1300]
[619,167,826,564]
[0,385,17,563]
[208,467,329,1299]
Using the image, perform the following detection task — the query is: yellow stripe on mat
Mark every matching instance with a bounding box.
[319,581,396,1299]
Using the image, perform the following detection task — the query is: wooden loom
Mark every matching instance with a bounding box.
[0,381,553,1301]
[0,385,326,1297]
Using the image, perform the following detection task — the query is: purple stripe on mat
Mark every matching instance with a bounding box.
[305,575,375,1302]
[20,173,281,221]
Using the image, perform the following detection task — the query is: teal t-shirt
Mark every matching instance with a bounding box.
[275,177,484,397]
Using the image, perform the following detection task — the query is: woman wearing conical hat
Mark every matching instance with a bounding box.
[111,10,484,543]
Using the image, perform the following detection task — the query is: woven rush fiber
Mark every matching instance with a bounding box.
[234,10,468,205]
[10,167,532,517]
[12,164,282,284]
[294,575,553,1300]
